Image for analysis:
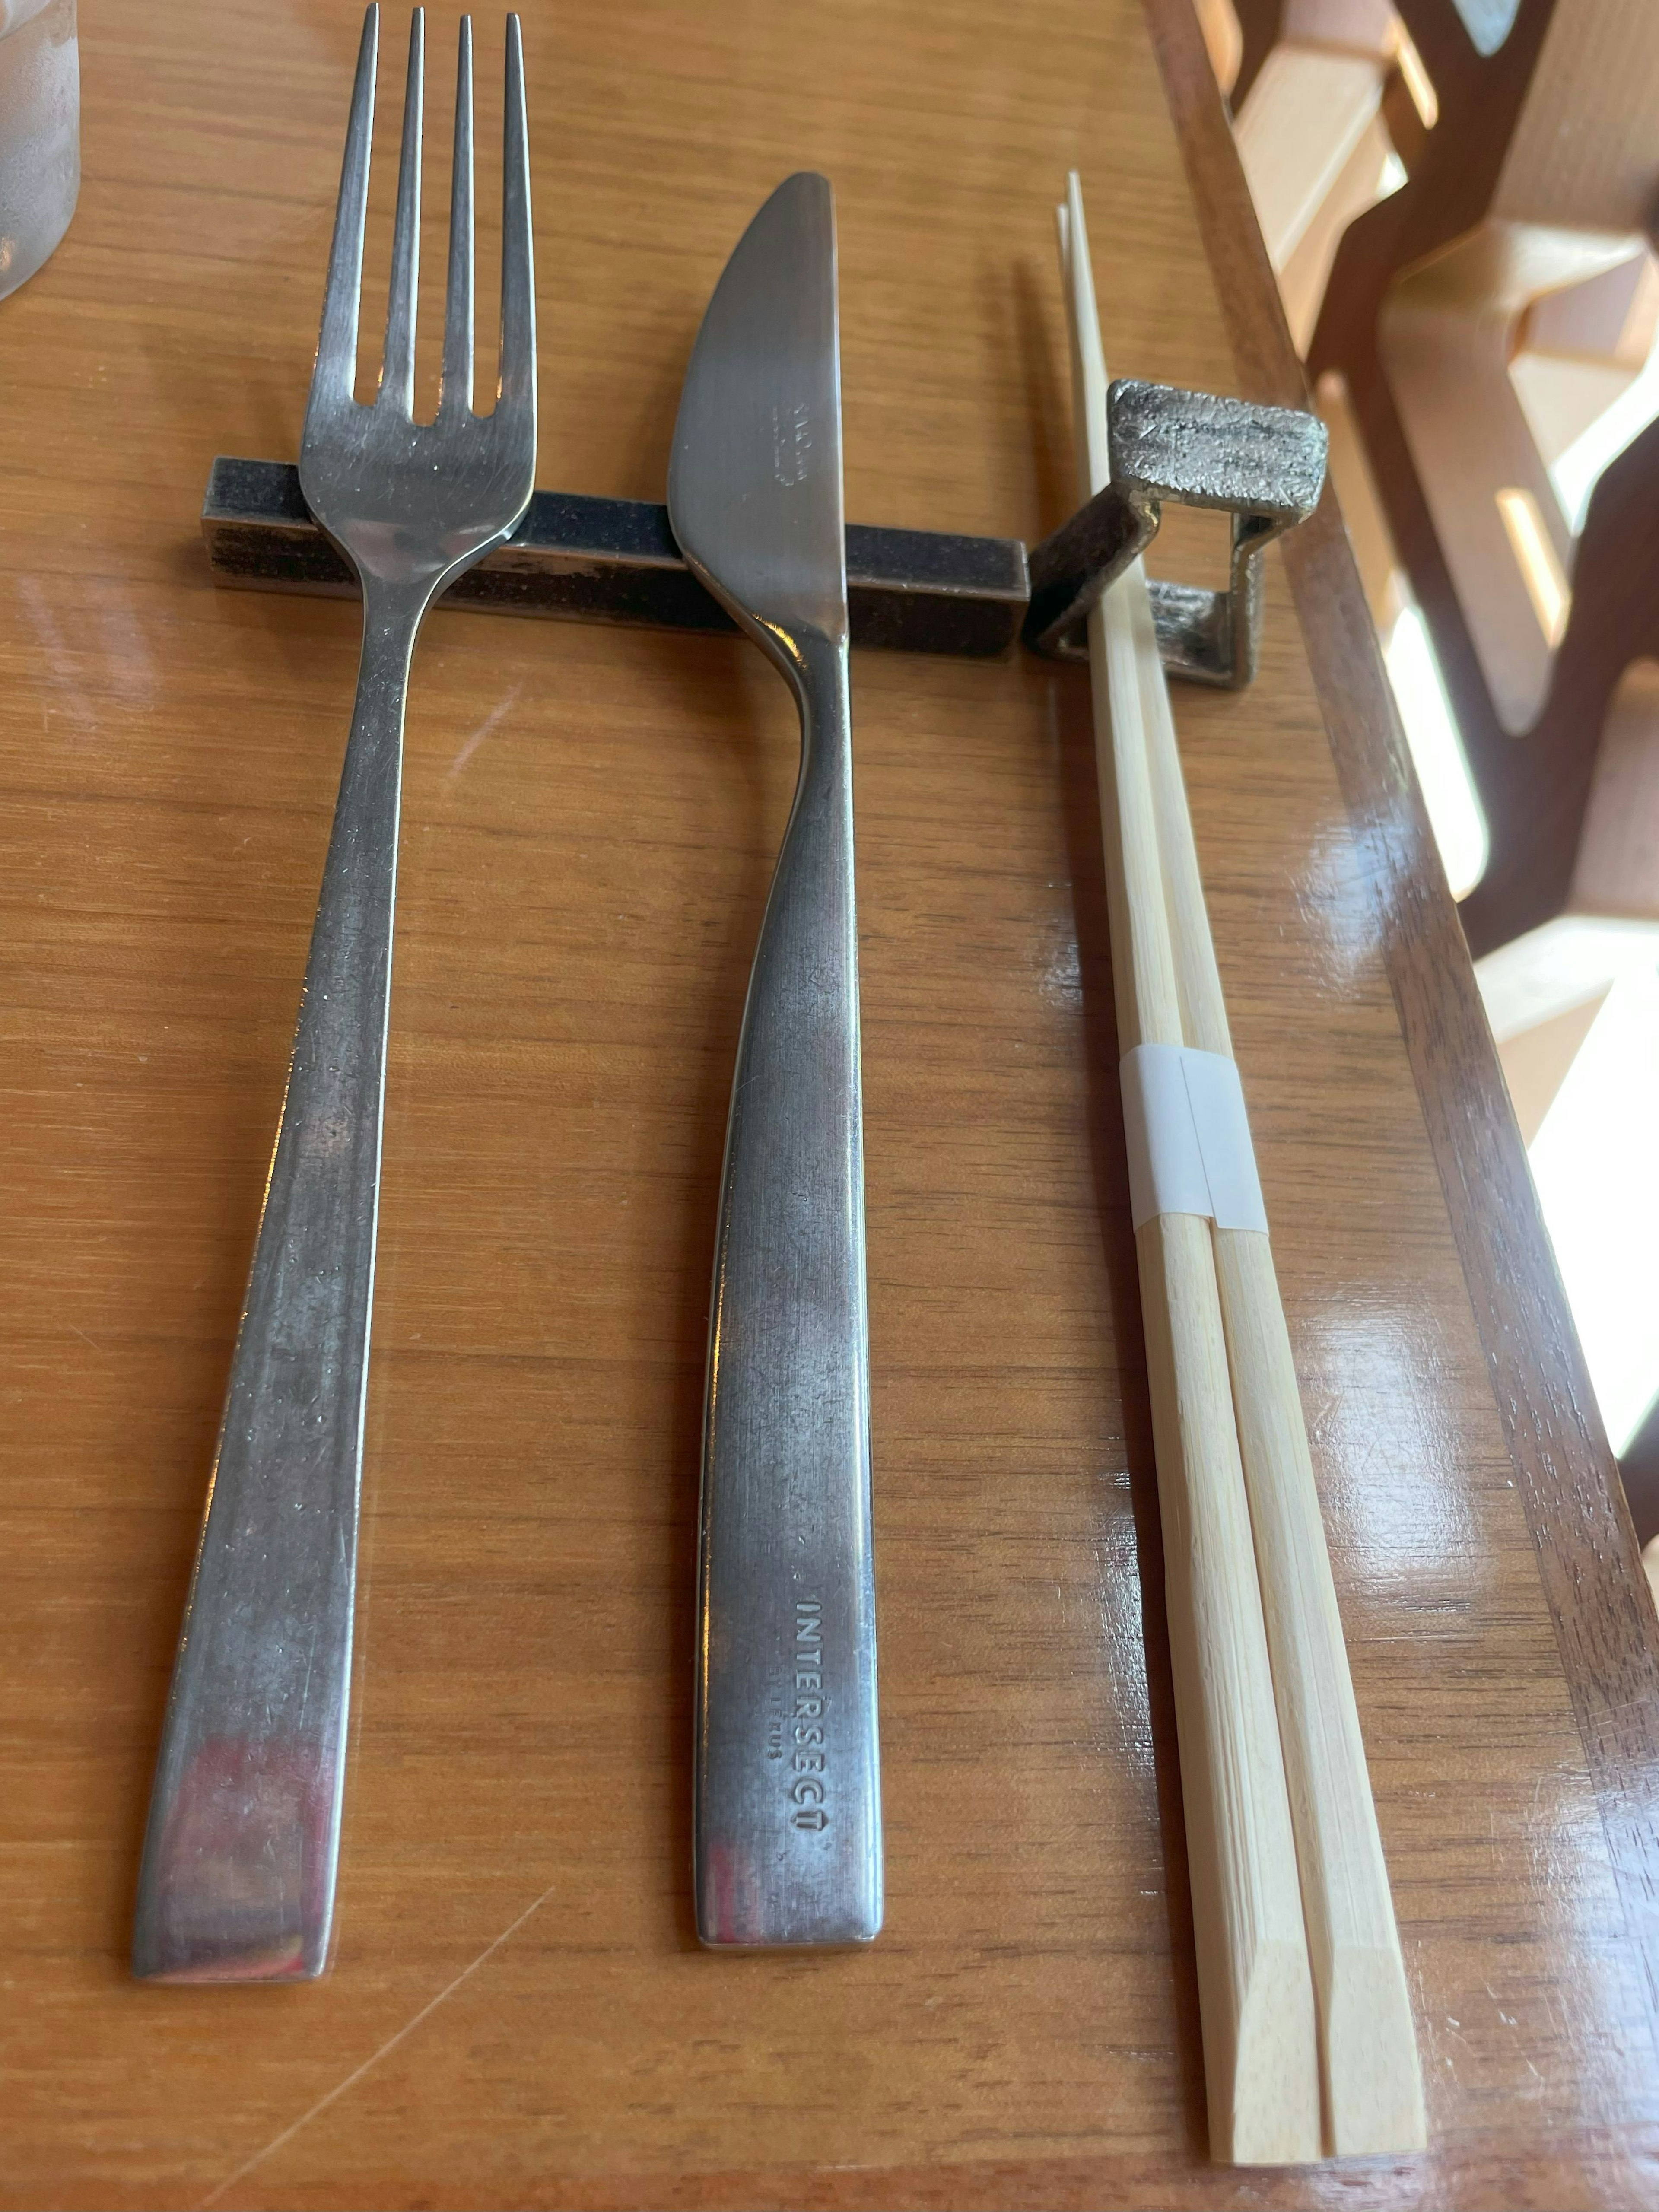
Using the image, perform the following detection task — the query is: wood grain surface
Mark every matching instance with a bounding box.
[2,0,1657,2205]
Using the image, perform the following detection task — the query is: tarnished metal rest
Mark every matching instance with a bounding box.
[1023,379,1328,684]
[200,377,1327,689]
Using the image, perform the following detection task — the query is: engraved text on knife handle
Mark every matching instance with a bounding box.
[694,628,882,1948]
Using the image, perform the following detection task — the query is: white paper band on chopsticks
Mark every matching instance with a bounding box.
[1121,1043,1269,1234]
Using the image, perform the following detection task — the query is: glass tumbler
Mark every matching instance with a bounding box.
[0,0,78,302]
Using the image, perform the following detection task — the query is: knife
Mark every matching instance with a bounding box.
[668,172,882,1947]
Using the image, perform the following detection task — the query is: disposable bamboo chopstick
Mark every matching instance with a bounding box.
[1130,414,1427,2167]
[1057,179,1321,2168]
[1061,174,1426,2155]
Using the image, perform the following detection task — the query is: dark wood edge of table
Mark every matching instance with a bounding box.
[1143,0,1659,2039]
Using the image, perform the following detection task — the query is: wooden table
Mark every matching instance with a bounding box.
[3,1,1657,2203]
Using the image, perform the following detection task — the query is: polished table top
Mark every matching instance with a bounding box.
[3,0,1659,2205]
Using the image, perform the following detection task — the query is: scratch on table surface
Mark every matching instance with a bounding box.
[445,686,522,782]
[197,1877,559,2209]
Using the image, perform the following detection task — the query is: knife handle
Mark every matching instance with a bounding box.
[695,627,882,1947]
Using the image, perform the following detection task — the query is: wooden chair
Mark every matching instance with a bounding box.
[1299,0,1659,975]
[1225,1,1422,349]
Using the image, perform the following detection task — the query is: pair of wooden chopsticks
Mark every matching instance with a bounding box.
[1056,175,1425,2165]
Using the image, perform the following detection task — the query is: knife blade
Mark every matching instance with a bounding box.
[668,171,882,1947]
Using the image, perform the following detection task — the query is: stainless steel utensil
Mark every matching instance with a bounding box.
[133,2,536,1983]
[668,172,881,1947]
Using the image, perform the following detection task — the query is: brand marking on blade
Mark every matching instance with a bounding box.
[771,399,812,487]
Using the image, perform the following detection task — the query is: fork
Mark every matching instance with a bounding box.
[132,3,536,1983]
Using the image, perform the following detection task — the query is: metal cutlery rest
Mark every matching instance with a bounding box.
[200,376,1327,690]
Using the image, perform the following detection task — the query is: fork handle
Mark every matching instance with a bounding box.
[695,628,882,1947]
[133,580,427,1982]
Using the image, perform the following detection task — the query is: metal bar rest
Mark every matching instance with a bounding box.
[200,381,1328,687]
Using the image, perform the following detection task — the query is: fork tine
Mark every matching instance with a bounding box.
[496,14,535,416]
[440,17,474,413]
[380,9,425,413]
[312,5,379,407]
